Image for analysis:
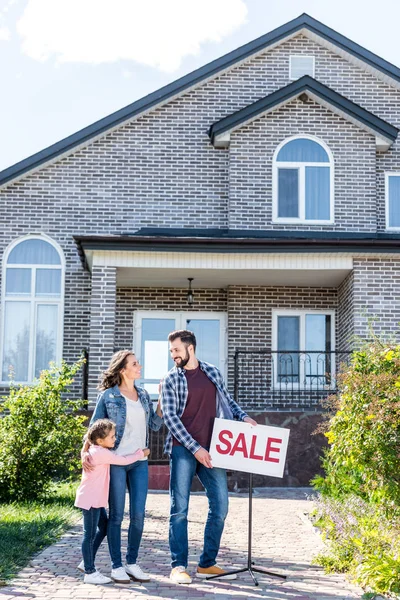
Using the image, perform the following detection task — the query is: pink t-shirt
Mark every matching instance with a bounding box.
[74,445,144,510]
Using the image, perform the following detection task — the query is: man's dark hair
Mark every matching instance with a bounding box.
[168,329,197,351]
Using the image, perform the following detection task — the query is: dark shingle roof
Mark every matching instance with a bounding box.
[2,13,400,187]
[209,75,398,147]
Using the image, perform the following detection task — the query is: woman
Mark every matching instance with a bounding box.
[88,349,163,584]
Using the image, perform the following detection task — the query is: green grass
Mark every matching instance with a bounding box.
[0,481,80,583]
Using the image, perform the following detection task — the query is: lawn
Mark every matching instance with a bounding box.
[0,481,80,583]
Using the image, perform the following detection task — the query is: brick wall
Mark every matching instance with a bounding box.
[337,271,354,351]
[115,287,228,350]
[353,257,400,341]
[88,266,117,402]
[229,99,376,231]
[0,32,399,397]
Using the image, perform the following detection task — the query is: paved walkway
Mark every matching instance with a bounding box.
[0,488,362,600]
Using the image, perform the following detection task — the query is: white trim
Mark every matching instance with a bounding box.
[272,134,334,224]
[385,172,400,231]
[91,250,352,270]
[133,310,228,386]
[289,55,315,80]
[271,309,336,389]
[0,234,65,385]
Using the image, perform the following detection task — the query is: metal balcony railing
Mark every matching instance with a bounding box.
[233,349,351,408]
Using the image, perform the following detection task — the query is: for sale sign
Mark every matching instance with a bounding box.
[209,418,290,478]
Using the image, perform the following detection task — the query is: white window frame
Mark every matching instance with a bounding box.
[289,55,315,80]
[0,234,65,385]
[385,172,400,231]
[272,134,334,225]
[133,310,228,381]
[271,309,336,389]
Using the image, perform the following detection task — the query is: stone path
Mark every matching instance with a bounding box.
[0,488,362,600]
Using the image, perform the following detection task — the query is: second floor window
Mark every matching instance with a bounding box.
[385,173,400,230]
[273,136,334,224]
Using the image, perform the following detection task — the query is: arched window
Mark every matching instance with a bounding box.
[1,236,64,383]
[272,136,334,223]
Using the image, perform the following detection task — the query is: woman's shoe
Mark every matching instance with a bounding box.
[84,570,112,584]
[110,567,131,583]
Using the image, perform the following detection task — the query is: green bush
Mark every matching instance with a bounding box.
[313,343,400,507]
[0,359,86,502]
[312,494,400,594]
[312,342,400,595]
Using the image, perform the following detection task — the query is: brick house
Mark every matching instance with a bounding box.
[1,14,400,487]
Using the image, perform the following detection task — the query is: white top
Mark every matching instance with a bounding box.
[114,395,147,460]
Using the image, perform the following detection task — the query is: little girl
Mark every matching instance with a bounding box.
[74,418,149,584]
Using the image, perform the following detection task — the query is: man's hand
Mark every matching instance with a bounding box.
[142,447,151,458]
[244,416,258,426]
[194,448,213,468]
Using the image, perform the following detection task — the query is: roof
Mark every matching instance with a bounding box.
[209,76,399,150]
[2,13,400,187]
[73,228,400,269]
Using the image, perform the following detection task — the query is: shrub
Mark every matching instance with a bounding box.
[312,342,400,595]
[0,359,86,501]
[313,343,400,508]
[313,494,400,594]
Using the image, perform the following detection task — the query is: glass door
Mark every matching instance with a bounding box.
[134,311,227,398]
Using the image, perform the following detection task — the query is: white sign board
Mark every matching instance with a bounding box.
[209,418,290,478]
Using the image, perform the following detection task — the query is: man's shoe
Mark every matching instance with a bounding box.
[170,566,192,584]
[84,570,112,584]
[196,564,237,580]
[77,560,85,573]
[125,563,150,582]
[110,567,131,583]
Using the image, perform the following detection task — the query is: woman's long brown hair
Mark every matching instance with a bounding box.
[98,349,134,390]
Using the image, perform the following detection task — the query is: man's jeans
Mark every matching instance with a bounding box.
[108,460,148,569]
[169,445,229,569]
[81,507,108,574]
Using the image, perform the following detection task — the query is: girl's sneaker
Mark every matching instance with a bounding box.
[77,560,85,573]
[84,570,112,585]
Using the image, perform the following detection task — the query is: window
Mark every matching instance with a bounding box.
[1,236,64,383]
[385,173,400,230]
[289,55,315,79]
[272,136,334,224]
[272,310,335,387]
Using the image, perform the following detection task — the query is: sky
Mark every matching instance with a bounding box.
[1,0,400,172]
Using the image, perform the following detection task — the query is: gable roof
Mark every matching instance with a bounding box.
[209,75,399,150]
[2,12,400,188]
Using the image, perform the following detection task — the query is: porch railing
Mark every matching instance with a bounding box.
[233,349,351,409]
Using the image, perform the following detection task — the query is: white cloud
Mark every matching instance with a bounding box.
[0,26,10,40]
[16,0,248,72]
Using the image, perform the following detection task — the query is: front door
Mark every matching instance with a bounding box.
[133,311,227,398]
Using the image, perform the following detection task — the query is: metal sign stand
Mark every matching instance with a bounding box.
[206,472,287,586]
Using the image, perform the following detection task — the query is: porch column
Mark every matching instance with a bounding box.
[88,265,117,405]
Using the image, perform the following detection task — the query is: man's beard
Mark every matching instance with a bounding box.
[174,348,190,368]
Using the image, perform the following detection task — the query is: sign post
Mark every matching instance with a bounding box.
[207,418,290,586]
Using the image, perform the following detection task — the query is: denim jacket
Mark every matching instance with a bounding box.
[90,384,163,450]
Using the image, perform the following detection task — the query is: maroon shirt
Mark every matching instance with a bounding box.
[173,366,217,450]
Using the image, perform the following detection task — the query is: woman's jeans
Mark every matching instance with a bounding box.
[108,460,148,569]
[81,507,108,574]
[169,445,229,569]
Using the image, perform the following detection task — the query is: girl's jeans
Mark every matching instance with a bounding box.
[81,507,108,574]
